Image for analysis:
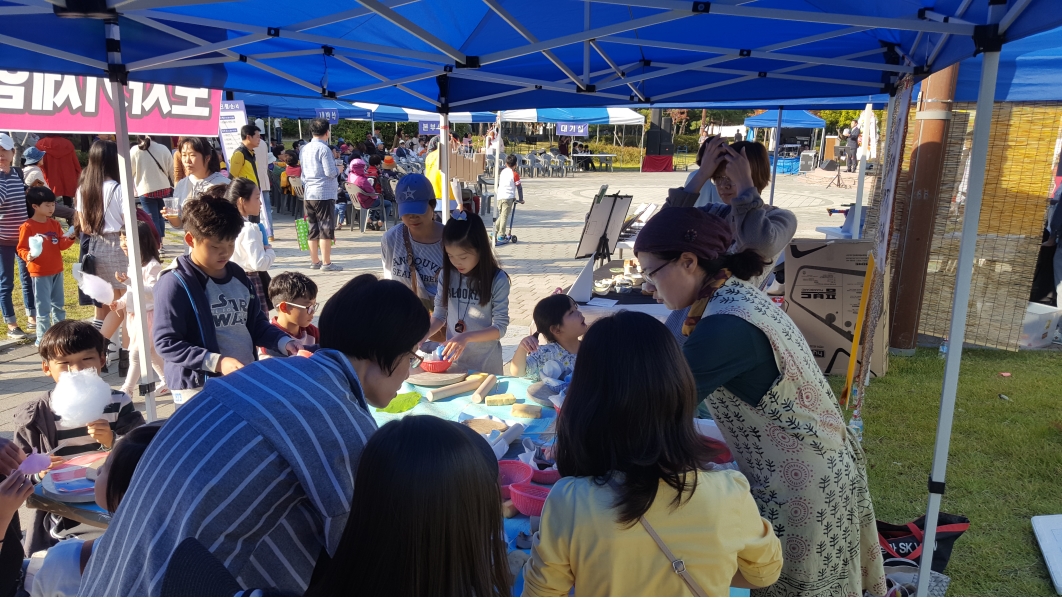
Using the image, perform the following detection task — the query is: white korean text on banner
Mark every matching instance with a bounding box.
[418,121,441,135]
[315,108,338,124]
[0,71,220,135]
[557,122,588,137]
[218,100,248,165]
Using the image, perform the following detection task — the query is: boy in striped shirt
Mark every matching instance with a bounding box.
[13,320,144,554]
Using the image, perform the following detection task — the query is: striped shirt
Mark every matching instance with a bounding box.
[0,167,26,245]
[79,349,377,596]
[55,390,140,457]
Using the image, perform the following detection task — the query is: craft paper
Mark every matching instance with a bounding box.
[377,391,422,413]
[587,298,618,307]
[50,369,113,428]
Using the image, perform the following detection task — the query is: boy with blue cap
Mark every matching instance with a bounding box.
[381,174,444,319]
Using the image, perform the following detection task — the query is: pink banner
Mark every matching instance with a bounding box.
[0,71,220,136]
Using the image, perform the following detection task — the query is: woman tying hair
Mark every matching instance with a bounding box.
[523,311,782,596]
[661,138,797,342]
[634,207,886,596]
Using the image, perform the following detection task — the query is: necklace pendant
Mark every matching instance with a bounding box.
[454,320,466,334]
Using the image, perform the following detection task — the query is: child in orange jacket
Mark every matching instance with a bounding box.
[16,188,74,343]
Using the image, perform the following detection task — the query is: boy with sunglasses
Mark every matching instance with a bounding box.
[260,271,320,358]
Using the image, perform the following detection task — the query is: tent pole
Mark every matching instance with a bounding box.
[915,45,1000,598]
[769,106,782,206]
[106,22,157,422]
[440,112,450,224]
[298,119,302,140]
[491,111,501,227]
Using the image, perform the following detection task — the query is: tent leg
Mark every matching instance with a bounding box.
[769,106,783,206]
[852,157,867,238]
[440,113,450,224]
[298,119,302,140]
[492,112,502,225]
[106,25,156,422]
[915,47,1000,598]
[638,124,644,172]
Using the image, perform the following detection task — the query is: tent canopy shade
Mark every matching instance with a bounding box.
[0,2,1055,112]
[499,107,644,125]
[352,103,495,123]
[236,93,372,120]
[744,110,825,129]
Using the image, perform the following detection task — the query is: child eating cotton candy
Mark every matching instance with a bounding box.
[510,294,587,386]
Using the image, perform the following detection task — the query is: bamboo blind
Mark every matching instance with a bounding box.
[868,102,1062,350]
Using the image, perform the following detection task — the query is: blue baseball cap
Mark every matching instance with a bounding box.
[395,173,435,216]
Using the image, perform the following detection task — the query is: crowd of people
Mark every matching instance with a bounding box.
[0,118,896,597]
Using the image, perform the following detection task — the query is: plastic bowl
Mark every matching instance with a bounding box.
[531,467,561,485]
[419,359,452,373]
[510,482,551,516]
[498,460,532,499]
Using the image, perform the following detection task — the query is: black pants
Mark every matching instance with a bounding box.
[845,146,857,172]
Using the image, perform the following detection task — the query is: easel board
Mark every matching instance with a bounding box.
[575,189,634,260]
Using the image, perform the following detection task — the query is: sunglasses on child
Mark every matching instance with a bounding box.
[284,301,319,316]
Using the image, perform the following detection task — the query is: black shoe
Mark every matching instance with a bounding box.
[118,349,130,378]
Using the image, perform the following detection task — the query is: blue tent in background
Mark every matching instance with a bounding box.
[744,110,825,129]
[499,107,644,125]
[352,104,495,123]
[237,94,371,120]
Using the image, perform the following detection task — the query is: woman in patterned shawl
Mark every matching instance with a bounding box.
[634,148,886,597]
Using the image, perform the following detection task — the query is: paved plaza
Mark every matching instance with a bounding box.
[0,166,866,533]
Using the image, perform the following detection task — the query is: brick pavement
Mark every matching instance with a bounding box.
[0,169,860,530]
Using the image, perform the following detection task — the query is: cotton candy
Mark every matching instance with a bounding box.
[77,272,116,306]
[50,369,113,428]
[17,450,51,475]
[27,235,44,260]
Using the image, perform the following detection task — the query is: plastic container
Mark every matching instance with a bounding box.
[509,482,551,516]
[419,359,452,373]
[498,460,532,499]
[531,467,561,485]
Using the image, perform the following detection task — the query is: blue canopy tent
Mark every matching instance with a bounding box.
[498,107,644,125]
[744,109,825,129]
[236,93,371,120]
[0,4,1056,591]
[351,103,495,123]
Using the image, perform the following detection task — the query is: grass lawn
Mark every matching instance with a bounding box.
[3,245,94,341]
[838,348,1062,595]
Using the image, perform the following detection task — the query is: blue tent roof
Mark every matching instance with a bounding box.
[499,107,644,125]
[745,110,825,129]
[237,94,372,120]
[0,2,1054,111]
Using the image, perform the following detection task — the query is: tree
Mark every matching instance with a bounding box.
[814,110,863,135]
[667,109,690,134]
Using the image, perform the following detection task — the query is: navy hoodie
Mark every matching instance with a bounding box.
[153,254,290,390]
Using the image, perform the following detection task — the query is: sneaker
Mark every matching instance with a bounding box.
[268,236,275,243]
[310,261,322,270]
[6,327,28,340]
[321,263,343,272]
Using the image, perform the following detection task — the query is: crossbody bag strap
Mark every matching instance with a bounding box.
[145,146,174,186]
[605,479,707,597]
[401,225,423,300]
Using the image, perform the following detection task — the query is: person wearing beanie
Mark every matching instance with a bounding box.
[634,204,886,597]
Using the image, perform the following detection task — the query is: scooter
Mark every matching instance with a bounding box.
[494,198,524,246]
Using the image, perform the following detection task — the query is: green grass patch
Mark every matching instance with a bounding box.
[837,348,1062,595]
[4,245,94,341]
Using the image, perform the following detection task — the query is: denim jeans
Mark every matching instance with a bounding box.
[139,195,166,238]
[32,272,64,341]
[0,244,34,325]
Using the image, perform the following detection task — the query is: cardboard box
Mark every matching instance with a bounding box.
[783,239,888,377]
[1018,302,1062,349]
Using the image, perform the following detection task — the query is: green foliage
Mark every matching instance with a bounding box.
[829,349,1062,595]
[276,119,423,148]
[815,110,864,134]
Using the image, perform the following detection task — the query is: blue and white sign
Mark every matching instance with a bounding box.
[315,108,339,124]
[418,120,442,135]
[557,122,588,137]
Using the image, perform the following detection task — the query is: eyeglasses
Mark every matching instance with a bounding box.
[643,259,676,285]
[712,175,733,187]
[285,301,319,316]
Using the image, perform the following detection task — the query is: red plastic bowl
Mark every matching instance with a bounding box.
[531,467,561,485]
[498,460,532,499]
[510,482,551,516]
[419,359,452,373]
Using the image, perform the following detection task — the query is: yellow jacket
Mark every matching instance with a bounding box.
[228,145,259,185]
[424,149,454,201]
[522,470,782,596]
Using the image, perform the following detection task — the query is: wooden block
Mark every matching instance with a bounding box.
[485,393,516,406]
[511,403,542,419]
[502,499,519,519]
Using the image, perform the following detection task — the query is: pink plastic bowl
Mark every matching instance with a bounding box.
[498,460,532,499]
[531,467,561,485]
[510,482,551,516]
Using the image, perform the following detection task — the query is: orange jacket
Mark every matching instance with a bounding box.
[35,136,82,198]
[16,218,74,277]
